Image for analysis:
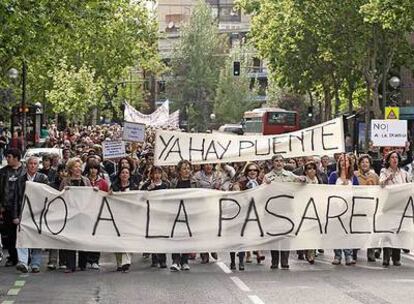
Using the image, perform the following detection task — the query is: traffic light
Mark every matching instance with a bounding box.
[233,61,240,76]
[307,106,313,117]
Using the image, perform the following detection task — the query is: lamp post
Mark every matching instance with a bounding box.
[209,113,216,131]
[389,76,401,106]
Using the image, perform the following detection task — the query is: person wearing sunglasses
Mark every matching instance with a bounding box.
[232,162,264,270]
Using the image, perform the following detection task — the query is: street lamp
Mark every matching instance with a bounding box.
[389,76,401,89]
[209,113,216,132]
[8,68,18,80]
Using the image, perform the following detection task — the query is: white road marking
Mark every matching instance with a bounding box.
[230,276,251,292]
[402,254,414,262]
[6,289,20,296]
[216,261,232,274]
[248,295,266,304]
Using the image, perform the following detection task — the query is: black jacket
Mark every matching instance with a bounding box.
[14,172,49,219]
[0,164,26,210]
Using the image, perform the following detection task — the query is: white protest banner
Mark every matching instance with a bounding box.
[122,121,145,142]
[154,117,345,165]
[102,141,126,159]
[124,100,170,127]
[371,119,407,147]
[17,182,414,253]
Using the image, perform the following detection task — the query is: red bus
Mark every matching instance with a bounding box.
[243,108,300,135]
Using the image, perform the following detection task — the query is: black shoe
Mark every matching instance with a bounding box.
[122,264,130,273]
[117,266,122,271]
[403,249,410,254]
[281,264,290,269]
[159,262,167,269]
[211,253,218,260]
[367,257,376,262]
[270,264,278,269]
[239,264,245,271]
[230,263,236,270]
[393,260,401,266]
[374,251,381,259]
[5,259,17,267]
[318,249,324,254]
[382,261,389,267]
[298,254,304,260]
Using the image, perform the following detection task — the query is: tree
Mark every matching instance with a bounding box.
[0,1,161,122]
[167,0,227,131]
[213,45,260,125]
[45,59,103,120]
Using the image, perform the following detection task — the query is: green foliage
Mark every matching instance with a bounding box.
[45,59,103,119]
[0,1,161,121]
[214,45,260,125]
[244,0,414,122]
[167,0,227,131]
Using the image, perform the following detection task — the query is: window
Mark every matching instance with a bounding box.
[267,112,296,126]
[219,5,241,22]
[244,117,262,133]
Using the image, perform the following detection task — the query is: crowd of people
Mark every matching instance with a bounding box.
[0,123,412,274]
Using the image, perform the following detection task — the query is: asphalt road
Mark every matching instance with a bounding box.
[0,250,413,304]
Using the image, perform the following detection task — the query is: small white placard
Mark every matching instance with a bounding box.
[371,119,407,147]
[102,141,126,159]
[122,121,145,142]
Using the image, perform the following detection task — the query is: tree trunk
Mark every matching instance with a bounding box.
[323,85,332,121]
[364,81,371,153]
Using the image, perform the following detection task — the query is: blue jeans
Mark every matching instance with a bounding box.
[17,248,43,268]
[334,249,352,260]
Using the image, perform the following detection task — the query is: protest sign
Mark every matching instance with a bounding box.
[371,119,407,147]
[17,181,414,253]
[154,117,345,165]
[122,121,145,142]
[102,141,126,159]
[124,100,179,128]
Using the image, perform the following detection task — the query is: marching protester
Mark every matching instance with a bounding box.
[354,154,380,262]
[110,166,139,273]
[265,154,306,269]
[232,162,264,270]
[169,160,193,272]
[379,151,410,267]
[14,156,49,273]
[0,148,26,267]
[140,166,169,269]
[59,157,92,273]
[329,153,359,266]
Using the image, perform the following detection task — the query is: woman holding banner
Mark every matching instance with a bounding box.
[355,154,380,262]
[110,167,140,272]
[328,153,359,266]
[140,166,169,269]
[169,160,194,272]
[59,158,92,273]
[192,164,221,263]
[379,151,410,267]
[232,162,264,270]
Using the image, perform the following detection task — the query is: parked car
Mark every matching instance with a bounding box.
[218,124,244,135]
[22,148,63,168]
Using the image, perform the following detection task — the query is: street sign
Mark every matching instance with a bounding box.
[385,107,399,120]
[371,119,407,147]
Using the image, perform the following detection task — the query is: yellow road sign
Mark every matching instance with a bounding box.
[385,107,399,120]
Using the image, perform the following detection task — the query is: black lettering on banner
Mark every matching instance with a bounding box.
[325,195,349,234]
[289,132,305,152]
[204,140,220,161]
[295,198,322,235]
[255,138,271,156]
[170,200,192,237]
[305,128,315,151]
[321,122,338,150]
[397,196,414,233]
[218,198,241,237]
[239,140,255,157]
[44,196,68,235]
[158,135,175,160]
[145,200,169,238]
[164,138,183,161]
[92,197,121,237]
[189,137,205,162]
[241,198,264,237]
[272,136,287,154]
[216,140,232,159]
[349,196,372,234]
[25,195,48,234]
[373,198,393,234]
[265,195,295,236]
